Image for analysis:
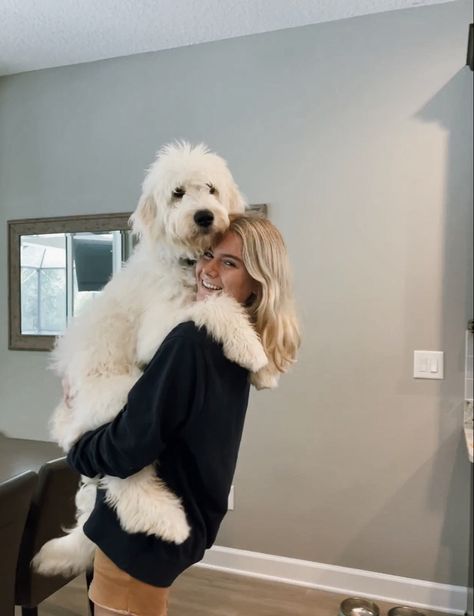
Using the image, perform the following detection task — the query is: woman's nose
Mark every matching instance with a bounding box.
[202,261,217,277]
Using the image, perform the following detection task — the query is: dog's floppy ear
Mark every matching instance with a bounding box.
[228,184,246,215]
[129,194,157,237]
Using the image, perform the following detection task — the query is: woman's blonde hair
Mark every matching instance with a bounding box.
[228,215,301,377]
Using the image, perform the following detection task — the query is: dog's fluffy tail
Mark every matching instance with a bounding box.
[32,527,96,577]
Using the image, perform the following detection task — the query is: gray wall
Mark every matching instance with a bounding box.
[0,1,472,587]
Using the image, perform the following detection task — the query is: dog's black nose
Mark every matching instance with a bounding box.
[194,210,214,228]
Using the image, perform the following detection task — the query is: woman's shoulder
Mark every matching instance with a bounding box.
[162,321,250,370]
[143,321,224,379]
[164,321,220,350]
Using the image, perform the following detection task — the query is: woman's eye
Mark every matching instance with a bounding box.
[172,187,185,199]
[207,183,216,195]
[224,260,236,267]
[203,251,213,259]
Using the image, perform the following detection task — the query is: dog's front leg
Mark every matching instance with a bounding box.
[187,294,268,373]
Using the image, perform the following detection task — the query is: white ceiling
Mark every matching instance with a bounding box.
[0,0,456,76]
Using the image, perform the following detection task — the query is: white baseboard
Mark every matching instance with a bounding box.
[196,545,468,614]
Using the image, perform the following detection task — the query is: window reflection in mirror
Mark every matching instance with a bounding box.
[20,230,132,336]
[20,233,66,335]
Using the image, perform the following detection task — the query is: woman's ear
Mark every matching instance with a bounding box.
[244,292,257,307]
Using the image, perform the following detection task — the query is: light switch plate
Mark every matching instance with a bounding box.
[414,350,444,379]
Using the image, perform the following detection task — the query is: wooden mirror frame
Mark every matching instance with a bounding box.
[8,213,132,351]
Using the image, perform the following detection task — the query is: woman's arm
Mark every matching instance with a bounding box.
[67,329,206,479]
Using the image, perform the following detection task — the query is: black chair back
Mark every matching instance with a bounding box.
[15,457,80,610]
[0,471,37,616]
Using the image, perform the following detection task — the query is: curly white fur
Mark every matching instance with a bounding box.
[32,142,271,578]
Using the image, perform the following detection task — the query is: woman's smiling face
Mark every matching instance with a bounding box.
[196,231,258,304]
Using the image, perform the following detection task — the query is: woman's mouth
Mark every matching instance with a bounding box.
[201,279,222,291]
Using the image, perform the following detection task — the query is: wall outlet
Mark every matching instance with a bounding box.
[228,485,234,510]
[414,350,444,379]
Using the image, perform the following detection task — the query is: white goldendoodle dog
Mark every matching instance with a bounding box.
[32,142,270,577]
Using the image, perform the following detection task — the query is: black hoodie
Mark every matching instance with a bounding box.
[67,321,251,587]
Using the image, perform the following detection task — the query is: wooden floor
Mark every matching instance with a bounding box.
[15,568,455,616]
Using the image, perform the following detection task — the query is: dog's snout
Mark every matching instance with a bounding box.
[194,210,214,228]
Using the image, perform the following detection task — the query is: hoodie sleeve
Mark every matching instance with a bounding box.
[67,328,206,479]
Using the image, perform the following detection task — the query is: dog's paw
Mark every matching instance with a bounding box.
[251,364,280,390]
[158,511,191,545]
[32,532,96,577]
[222,328,268,373]
[141,504,191,545]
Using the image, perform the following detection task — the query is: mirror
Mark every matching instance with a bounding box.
[8,214,132,351]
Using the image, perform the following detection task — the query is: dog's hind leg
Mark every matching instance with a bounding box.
[102,466,191,544]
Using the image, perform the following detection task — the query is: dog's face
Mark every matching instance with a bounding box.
[130,142,246,256]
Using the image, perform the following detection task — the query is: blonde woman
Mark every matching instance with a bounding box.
[67,215,300,616]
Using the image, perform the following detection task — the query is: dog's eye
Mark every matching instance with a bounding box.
[172,187,185,199]
[207,183,216,195]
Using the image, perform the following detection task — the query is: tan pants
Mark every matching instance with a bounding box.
[89,549,170,616]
